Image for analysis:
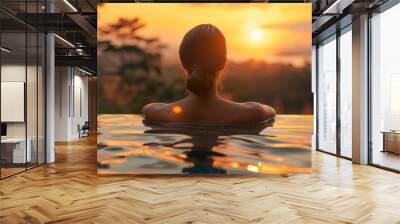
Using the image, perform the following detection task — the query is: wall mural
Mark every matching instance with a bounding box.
[97,3,313,175]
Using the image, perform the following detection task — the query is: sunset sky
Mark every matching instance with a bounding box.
[98,3,311,67]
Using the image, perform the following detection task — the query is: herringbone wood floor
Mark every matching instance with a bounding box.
[1,136,400,224]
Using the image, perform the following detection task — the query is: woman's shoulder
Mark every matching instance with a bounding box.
[142,102,169,122]
[142,101,187,123]
[238,102,276,122]
[142,102,169,113]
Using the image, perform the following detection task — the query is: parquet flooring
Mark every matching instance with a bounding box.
[0,167,26,178]
[1,135,400,223]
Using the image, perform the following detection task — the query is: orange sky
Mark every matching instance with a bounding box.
[98,3,311,67]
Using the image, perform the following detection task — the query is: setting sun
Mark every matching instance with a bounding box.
[98,3,311,66]
[250,29,264,41]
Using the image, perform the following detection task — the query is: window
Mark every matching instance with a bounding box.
[370,3,400,171]
[317,35,337,154]
[339,27,352,158]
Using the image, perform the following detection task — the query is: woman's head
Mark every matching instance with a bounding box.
[179,24,227,95]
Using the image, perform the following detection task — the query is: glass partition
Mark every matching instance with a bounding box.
[317,35,337,154]
[0,1,46,179]
[1,30,27,177]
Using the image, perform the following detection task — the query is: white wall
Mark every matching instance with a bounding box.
[1,65,28,138]
[55,66,70,141]
[71,73,89,138]
[1,65,26,128]
[55,67,89,141]
[1,64,46,164]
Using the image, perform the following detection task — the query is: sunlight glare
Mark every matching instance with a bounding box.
[250,29,264,42]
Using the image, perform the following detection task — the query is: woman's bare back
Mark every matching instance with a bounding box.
[142,96,275,125]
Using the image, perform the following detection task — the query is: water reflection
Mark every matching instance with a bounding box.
[97,114,312,174]
[143,121,272,174]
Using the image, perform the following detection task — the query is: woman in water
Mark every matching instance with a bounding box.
[143,24,275,125]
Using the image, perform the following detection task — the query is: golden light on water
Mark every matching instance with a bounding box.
[247,165,260,173]
[105,140,142,147]
[97,114,313,174]
[99,158,127,165]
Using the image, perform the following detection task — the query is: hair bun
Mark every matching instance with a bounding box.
[186,66,212,95]
[179,24,227,96]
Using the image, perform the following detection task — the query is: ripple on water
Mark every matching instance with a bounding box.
[97,114,312,174]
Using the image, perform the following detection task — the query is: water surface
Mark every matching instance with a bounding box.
[97,114,312,174]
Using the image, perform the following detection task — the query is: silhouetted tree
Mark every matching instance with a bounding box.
[98,18,185,113]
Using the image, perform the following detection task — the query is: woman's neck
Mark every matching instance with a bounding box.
[188,84,220,102]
